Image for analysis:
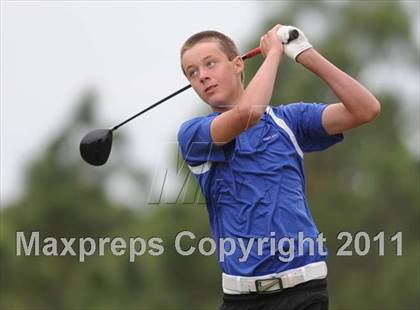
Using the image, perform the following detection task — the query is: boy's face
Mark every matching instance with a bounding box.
[181,41,243,112]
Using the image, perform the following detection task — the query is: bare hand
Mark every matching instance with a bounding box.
[260,24,284,59]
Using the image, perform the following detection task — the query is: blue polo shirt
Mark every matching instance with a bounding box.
[177,102,344,276]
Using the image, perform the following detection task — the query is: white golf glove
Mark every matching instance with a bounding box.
[277,25,312,61]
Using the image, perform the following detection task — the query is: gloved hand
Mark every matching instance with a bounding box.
[276,25,312,61]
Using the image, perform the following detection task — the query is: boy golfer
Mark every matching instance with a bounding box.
[177,24,380,309]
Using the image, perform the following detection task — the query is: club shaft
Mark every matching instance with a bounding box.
[111,84,192,131]
[110,51,256,132]
[110,33,298,132]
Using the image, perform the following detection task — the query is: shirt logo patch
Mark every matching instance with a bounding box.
[262,133,279,141]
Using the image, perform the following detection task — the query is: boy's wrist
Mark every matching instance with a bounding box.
[296,48,316,64]
[266,49,284,62]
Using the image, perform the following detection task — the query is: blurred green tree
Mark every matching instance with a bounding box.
[0,89,221,309]
[0,90,145,309]
[241,1,419,308]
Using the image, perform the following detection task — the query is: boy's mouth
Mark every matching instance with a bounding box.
[204,84,218,94]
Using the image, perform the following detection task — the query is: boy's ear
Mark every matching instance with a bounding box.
[233,55,244,76]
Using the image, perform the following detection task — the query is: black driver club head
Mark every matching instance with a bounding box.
[80,129,113,166]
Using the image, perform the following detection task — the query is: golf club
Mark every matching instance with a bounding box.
[80,29,299,166]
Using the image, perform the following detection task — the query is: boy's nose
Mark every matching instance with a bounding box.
[200,76,210,84]
[199,69,210,83]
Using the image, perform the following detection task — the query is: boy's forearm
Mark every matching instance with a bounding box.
[297,49,380,121]
[239,51,282,124]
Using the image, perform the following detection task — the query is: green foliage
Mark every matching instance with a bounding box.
[242,2,419,309]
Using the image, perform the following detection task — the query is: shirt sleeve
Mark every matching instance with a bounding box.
[177,115,227,167]
[278,102,344,152]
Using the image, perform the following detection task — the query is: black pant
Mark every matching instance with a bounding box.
[220,279,329,310]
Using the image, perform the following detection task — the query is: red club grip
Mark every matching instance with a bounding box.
[241,47,261,60]
[241,29,300,60]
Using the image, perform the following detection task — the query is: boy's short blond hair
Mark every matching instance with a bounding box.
[180,30,243,82]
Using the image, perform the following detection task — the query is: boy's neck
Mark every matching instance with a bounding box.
[211,84,245,113]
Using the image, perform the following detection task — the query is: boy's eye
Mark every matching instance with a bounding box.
[207,60,216,68]
[188,69,198,78]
